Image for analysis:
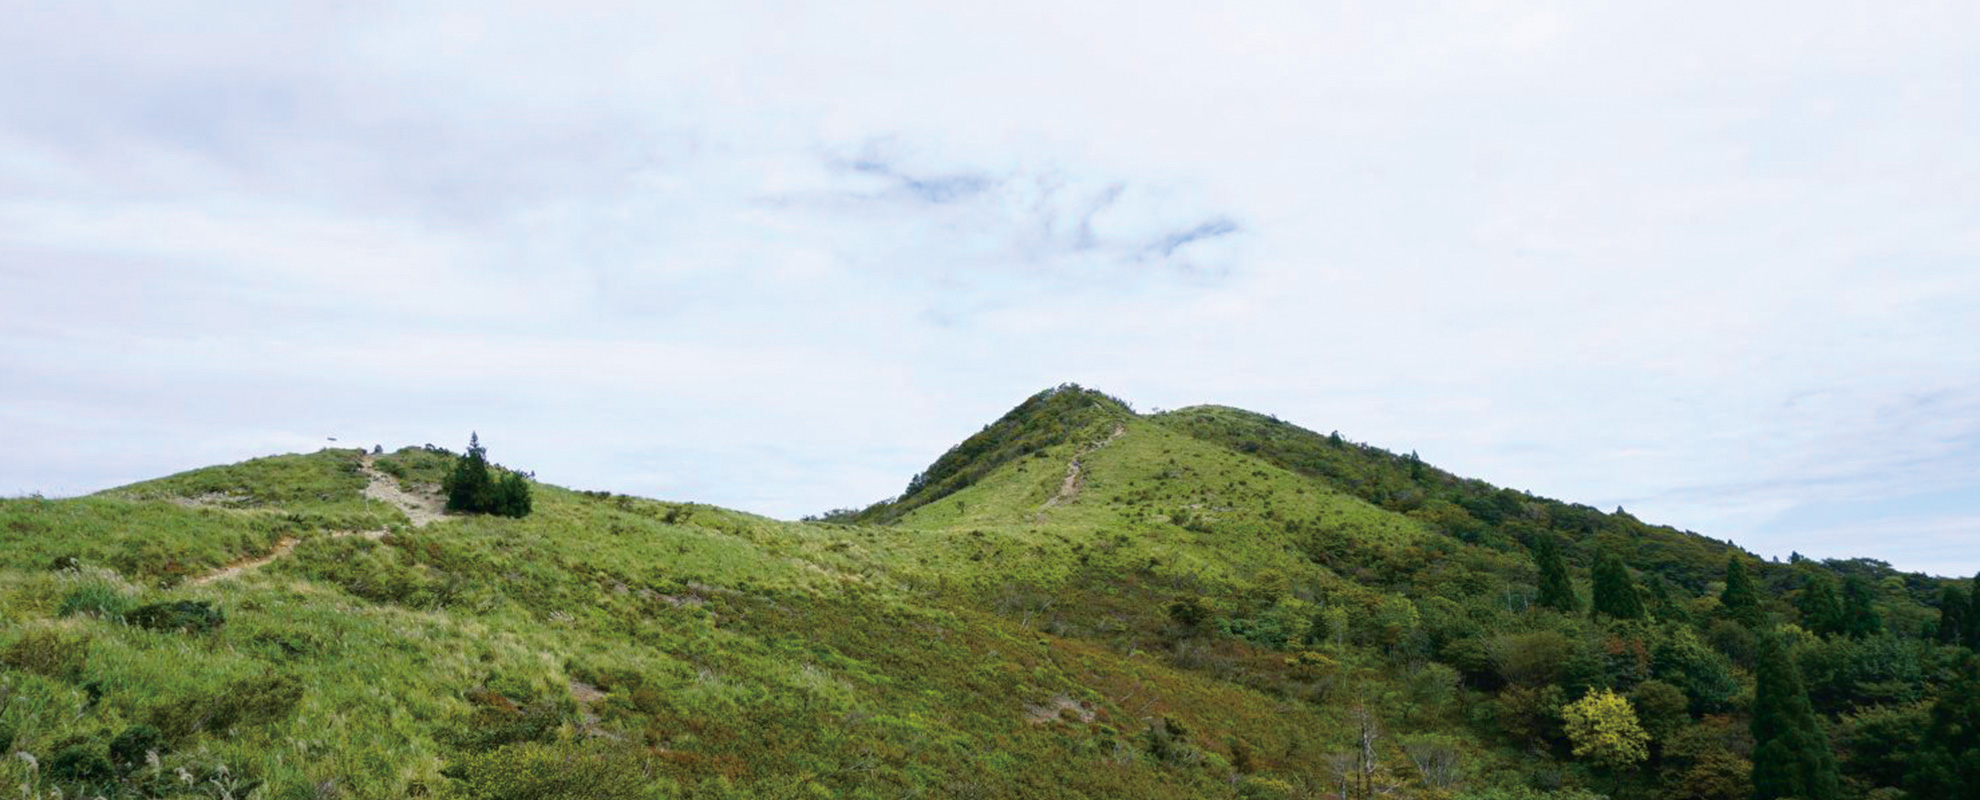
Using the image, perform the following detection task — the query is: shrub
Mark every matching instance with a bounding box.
[48,744,113,783]
[149,674,304,739]
[443,741,651,800]
[109,724,166,770]
[128,600,225,633]
[1,629,92,679]
[444,434,532,518]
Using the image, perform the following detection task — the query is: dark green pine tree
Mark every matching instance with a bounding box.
[1798,572,1845,637]
[1909,652,1980,799]
[1751,633,1841,800]
[1934,585,1969,646]
[1966,572,1980,650]
[1721,557,1764,627]
[1532,534,1580,613]
[1840,575,1883,638]
[1590,550,1646,620]
[443,432,494,513]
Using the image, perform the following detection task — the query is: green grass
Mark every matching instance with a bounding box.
[0,391,1962,799]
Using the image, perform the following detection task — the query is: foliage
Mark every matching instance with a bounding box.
[1800,571,1845,637]
[128,599,226,632]
[1531,535,1578,613]
[1720,557,1762,627]
[1841,575,1883,638]
[1590,551,1645,620]
[1933,584,1967,645]
[444,433,534,518]
[1561,689,1648,770]
[1751,633,1840,800]
[1908,653,1980,800]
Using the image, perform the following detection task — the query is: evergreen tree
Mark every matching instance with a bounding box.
[442,433,533,518]
[1798,572,1844,637]
[1840,575,1882,639]
[1721,557,1763,627]
[1591,550,1645,621]
[1934,585,1968,646]
[1532,534,1579,613]
[444,432,493,513]
[1966,572,1980,649]
[1751,633,1840,800]
[1908,652,1980,800]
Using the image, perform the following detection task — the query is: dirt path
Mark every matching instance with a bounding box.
[361,456,446,527]
[1041,424,1127,511]
[190,537,299,585]
[191,457,440,585]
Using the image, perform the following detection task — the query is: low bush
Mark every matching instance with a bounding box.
[128,600,225,633]
[48,744,114,783]
[442,741,653,800]
[109,723,166,771]
[1,628,92,679]
[149,674,304,739]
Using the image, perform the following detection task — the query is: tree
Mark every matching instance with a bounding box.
[1839,575,1882,639]
[1562,688,1649,792]
[1908,653,1980,799]
[1591,550,1646,620]
[1532,534,1580,613]
[1966,572,1980,649]
[1798,572,1845,637]
[443,433,532,518]
[1935,585,1969,645]
[444,432,493,513]
[1751,633,1840,800]
[1721,558,1763,627]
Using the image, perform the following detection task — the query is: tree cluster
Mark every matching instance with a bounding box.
[443,433,532,518]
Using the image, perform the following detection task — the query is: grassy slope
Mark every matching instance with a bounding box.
[0,390,1960,799]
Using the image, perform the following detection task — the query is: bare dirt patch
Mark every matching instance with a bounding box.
[360,456,446,527]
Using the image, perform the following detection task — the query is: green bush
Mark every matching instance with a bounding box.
[48,744,113,783]
[149,674,304,739]
[1,628,92,679]
[109,723,166,770]
[443,741,652,800]
[128,600,225,633]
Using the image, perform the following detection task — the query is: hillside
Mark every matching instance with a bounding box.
[0,385,1975,800]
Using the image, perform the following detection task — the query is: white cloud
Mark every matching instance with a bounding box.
[3,1,1977,575]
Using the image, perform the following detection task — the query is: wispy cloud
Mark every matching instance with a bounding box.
[2,1,1977,576]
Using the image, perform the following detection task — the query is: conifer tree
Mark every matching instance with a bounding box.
[1590,550,1645,621]
[1908,652,1980,799]
[1751,633,1840,800]
[1933,585,1968,646]
[1840,575,1882,638]
[442,433,533,518]
[1532,534,1579,613]
[1798,572,1845,637]
[444,432,493,513]
[1966,572,1980,649]
[1721,557,1763,627]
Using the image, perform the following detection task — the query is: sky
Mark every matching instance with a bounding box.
[3,2,1976,576]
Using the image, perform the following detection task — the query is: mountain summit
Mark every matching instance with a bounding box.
[0,387,1970,799]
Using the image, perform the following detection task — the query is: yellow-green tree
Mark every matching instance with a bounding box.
[1563,688,1649,791]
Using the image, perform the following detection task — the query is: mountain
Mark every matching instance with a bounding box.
[0,385,1971,800]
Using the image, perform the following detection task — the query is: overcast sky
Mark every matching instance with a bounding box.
[4,2,1976,576]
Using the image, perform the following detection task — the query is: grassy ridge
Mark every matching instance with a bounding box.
[0,392,1968,799]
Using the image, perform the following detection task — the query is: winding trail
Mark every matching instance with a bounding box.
[1040,424,1127,512]
[191,457,444,585]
